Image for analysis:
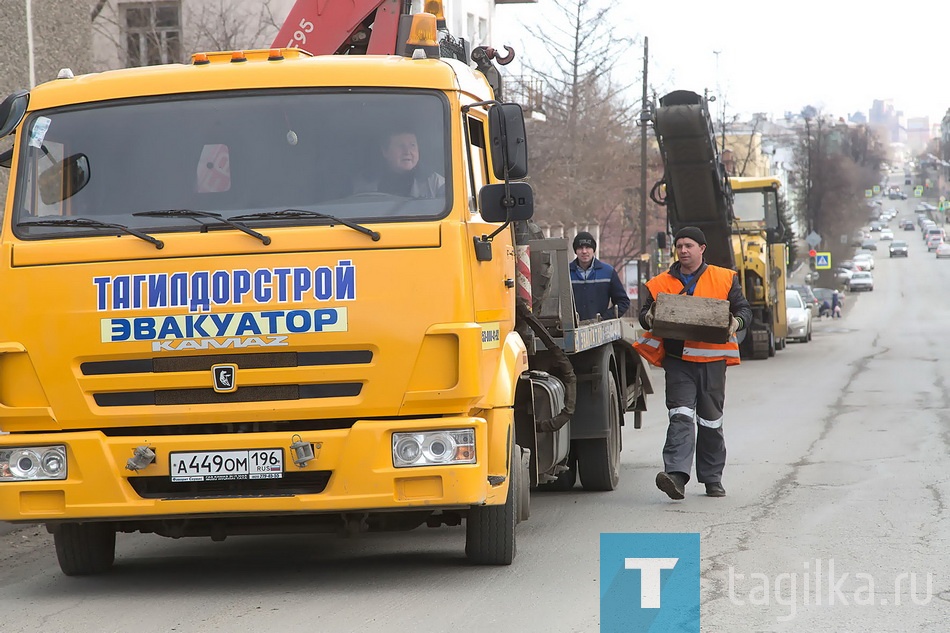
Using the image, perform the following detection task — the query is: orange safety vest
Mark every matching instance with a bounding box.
[634,265,741,367]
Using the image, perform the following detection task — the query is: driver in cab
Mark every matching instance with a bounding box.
[353,129,444,198]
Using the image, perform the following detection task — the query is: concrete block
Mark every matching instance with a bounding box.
[652,293,731,343]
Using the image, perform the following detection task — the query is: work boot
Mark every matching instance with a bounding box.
[655,471,687,500]
[705,482,726,497]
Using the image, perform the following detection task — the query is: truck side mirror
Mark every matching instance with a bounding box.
[488,103,528,180]
[0,91,29,139]
[478,182,533,223]
[39,153,91,204]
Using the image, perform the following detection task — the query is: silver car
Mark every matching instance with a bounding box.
[847,271,874,292]
[785,290,812,343]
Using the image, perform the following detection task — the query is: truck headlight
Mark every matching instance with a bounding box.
[392,429,475,468]
[0,446,67,481]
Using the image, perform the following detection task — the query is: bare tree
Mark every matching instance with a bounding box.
[517,0,663,269]
[790,108,888,280]
[183,0,281,54]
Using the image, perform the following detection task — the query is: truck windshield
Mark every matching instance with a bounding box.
[732,188,779,227]
[12,90,450,240]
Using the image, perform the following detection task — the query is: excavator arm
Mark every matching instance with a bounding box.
[651,90,736,269]
[272,0,403,56]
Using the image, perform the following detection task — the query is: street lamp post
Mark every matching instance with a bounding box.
[26,0,36,88]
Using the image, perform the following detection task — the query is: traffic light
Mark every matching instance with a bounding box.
[656,231,667,249]
[808,249,817,258]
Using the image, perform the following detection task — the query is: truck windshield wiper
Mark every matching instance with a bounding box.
[230,209,381,242]
[133,209,271,245]
[18,217,164,249]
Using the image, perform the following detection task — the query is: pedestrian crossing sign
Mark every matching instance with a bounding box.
[815,252,831,270]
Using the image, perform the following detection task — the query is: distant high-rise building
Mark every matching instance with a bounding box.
[906,117,931,153]
[869,99,901,143]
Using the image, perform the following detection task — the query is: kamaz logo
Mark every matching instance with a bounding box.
[152,336,289,352]
[211,363,237,393]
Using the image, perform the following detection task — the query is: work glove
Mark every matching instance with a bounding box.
[728,315,741,336]
[642,303,656,330]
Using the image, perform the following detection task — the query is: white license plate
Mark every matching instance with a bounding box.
[170,449,283,482]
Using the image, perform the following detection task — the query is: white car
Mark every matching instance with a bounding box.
[834,267,853,285]
[936,242,950,259]
[847,271,874,292]
[785,290,812,343]
[853,253,875,270]
[879,228,894,241]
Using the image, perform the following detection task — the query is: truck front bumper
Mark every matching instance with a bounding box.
[0,414,512,523]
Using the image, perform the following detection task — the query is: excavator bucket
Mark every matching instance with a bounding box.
[652,90,736,270]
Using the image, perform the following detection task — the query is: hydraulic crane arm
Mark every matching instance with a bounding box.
[272,0,403,56]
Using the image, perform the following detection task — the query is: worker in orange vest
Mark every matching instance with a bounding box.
[634,226,751,500]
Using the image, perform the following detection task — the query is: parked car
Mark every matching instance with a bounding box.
[860,240,877,251]
[788,284,820,315]
[926,235,943,252]
[937,242,950,259]
[847,271,874,292]
[834,267,853,285]
[853,253,875,270]
[785,289,812,342]
[888,240,909,257]
[924,227,945,243]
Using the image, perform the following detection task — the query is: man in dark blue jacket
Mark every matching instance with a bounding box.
[569,231,630,322]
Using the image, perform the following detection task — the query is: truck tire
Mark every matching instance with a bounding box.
[517,445,531,523]
[53,522,116,576]
[465,444,519,565]
[576,372,621,491]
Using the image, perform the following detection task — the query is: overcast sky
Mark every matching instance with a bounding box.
[495,0,947,126]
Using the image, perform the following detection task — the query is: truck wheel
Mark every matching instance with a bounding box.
[577,372,621,491]
[517,445,531,522]
[465,444,518,565]
[53,522,116,576]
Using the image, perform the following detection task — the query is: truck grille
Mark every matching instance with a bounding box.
[128,471,332,499]
[81,350,373,375]
[83,350,370,407]
[94,383,362,407]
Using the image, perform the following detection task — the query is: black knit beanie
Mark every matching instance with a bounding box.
[674,226,706,246]
[573,231,597,251]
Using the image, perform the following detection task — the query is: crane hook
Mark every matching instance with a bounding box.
[486,45,515,66]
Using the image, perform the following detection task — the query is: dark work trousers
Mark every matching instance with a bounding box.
[661,356,727,484]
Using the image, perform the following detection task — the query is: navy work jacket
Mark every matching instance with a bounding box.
[569,258,630,322]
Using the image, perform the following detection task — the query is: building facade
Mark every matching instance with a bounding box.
[0,0,93,208]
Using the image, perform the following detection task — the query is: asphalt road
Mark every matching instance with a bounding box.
[2,196,948,631]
